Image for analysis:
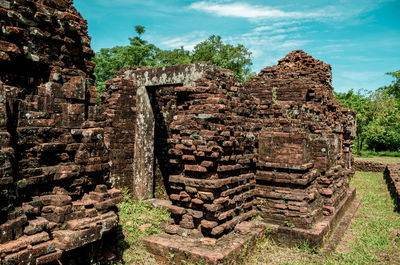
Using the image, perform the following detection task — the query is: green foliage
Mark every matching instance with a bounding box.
[335,74,400,155]
[93,25,157,93]
[152,46,192,67]
[380,70,400,100]
[363,90,400,151]
[355,150,400,159]
[134,25,145,36]
[93,26,254,95]
[191,35,254,82]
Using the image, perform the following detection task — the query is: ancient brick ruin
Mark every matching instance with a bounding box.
[384,164,400,211]
[247,52,356,231]
[354,160,388,172]
[0,0,358,264]
[104,51,357,242]
[0,1,121,264]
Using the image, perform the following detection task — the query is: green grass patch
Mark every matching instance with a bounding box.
[354,155,400,164]
[110,189,170,264]
[333,172,400,264]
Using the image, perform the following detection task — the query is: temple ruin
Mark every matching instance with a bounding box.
[0,0,358,264]
[105,52,357,246]
[0,1,121,264]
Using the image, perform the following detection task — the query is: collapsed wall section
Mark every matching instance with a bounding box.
[103,63,260,237]
[104,51,357,240]
[246,50,356,229]
[0,1,121,264]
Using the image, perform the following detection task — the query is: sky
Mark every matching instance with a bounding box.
[74,0,400,93]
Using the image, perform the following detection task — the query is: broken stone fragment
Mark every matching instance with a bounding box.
[23,217,49,235]
[165,225,179,235]
[200,237,216,247]
[201,220,218,229]
[0,232,49,255]
[180,214,195,229]
[138,223,153,232]
[40,195,72,207]
[234,221,253,235]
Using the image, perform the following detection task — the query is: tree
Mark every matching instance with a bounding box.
[335,89,370,155]
[191,35,254,82]
[93,25,157,91]
[93,28,254,93]
[134,25,145,36]
[364,90,400,152]
[380,70,400,100]
[152,47,191,67]
[335,85,400,155]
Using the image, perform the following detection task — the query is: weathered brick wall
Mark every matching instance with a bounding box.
[384,164,400,209]
[104,51,356,237]
[165,67,259,237]
[0,1,121,264]
[246,50,356,229]
[102,66,145,190]
[354,160,388,172]
[104,63,260,237]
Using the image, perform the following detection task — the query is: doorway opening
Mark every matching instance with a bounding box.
[134,83,181,200]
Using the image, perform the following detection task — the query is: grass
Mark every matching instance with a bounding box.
[106,189,170,265]
[354,150,400,164]
[246,171,400,265]
[354,155,400,164]
[360,150,400,157]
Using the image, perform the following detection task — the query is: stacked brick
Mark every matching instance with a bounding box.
[384,164,400,209]
[0,0,121,264]
[246,50,356,229]
[103,64,260,237]
[354,160,388,172]
[165,68,259,237]
[101,66,147,189]
[105,52,356,238]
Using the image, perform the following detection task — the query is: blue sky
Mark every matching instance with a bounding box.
[74,0,400,92]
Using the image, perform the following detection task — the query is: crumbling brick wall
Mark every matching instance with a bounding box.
[354,160,388,172]
[246,50,356,229]
[384,164,400,210]
[103,51,356,237]
[103,63,260,237]
[0,1,121,264]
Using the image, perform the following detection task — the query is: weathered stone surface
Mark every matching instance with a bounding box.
[0,0,121,264]
[104,51,356,239]
[247,51,356,229]
[354,160,388,172]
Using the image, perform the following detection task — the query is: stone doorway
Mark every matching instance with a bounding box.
[133,84,180,199]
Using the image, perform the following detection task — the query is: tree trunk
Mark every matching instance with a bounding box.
[359,138,364,157]
[356,136,361,156]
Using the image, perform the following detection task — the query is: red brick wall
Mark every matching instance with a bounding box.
[0,1,121,263]
[103,51,356,236]
[246,50,356,229]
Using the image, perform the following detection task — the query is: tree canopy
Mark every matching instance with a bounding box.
[335,71,400,155]
[93,26,254,92]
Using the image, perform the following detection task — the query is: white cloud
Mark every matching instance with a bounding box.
[157,31,208,50]
[189,1,337,20]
